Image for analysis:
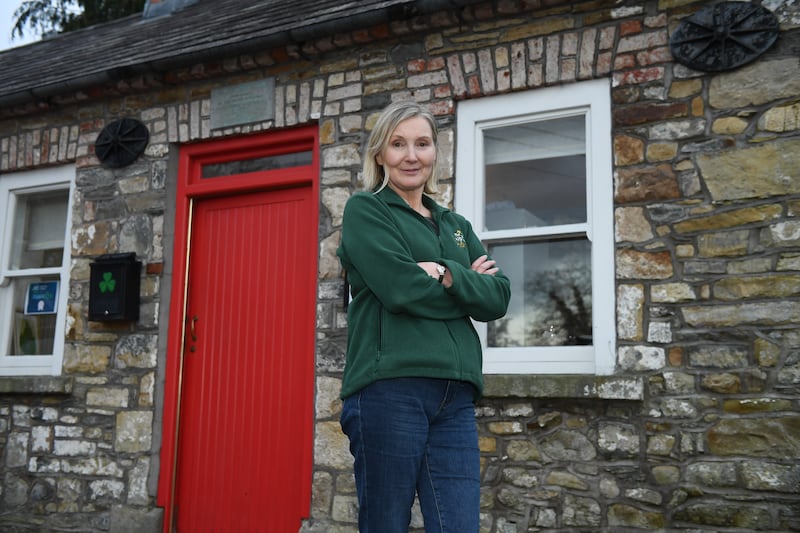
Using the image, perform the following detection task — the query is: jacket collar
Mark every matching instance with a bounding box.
[375,186,450,217]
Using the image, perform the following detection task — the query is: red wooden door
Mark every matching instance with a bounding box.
[175,187,316,532]
[158,127,319,533]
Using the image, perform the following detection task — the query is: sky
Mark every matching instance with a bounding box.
[1,1,43,51]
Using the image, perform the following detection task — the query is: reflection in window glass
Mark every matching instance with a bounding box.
[488,238,592,348]
[201,151,312,178]
[10,190,68,270]
[483,116,586,231]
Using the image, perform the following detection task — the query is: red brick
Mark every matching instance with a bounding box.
[370,23,391,40]
[408,59,427,73]
[467,75,481,96]
[428,57,446,71]
[271,48,290,62]
[645,13,667,28]
[80,120,102,133]
[614,67,664,86]
[428,100,454,116]
[615,54,636,70]
[620,19,643,36]
[352,29,372,44]
[637,47,672,66]
[434,85,451,98]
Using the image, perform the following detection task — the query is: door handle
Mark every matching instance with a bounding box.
[188,315,199,352]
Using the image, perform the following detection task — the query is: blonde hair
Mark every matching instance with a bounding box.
[362,101,440,194]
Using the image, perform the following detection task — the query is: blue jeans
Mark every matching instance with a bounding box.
[340,378,480,533]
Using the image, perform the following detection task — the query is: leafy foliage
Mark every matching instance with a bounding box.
[12,0,145,40]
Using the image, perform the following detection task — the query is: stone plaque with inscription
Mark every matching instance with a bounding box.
[210,78,275,129]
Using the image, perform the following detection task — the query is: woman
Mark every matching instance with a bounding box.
[337,101,511,533]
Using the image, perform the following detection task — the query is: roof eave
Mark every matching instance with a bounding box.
[0,0,482,109]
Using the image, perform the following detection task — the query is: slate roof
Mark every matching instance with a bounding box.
[0,0,480,106]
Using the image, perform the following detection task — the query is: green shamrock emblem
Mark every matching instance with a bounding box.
[99,272,116,293]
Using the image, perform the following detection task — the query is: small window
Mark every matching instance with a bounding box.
[201,150,313,178]
[456,79,615,374]
[0,166,74,375]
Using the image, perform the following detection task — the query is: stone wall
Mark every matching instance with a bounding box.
[0,0,798,531]
[312,2,800,531]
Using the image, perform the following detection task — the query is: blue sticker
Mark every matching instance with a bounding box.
[25,281,59,315]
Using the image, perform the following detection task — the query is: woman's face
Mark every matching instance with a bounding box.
[376,116,435,196]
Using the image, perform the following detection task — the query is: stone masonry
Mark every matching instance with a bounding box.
[0,0,799,531]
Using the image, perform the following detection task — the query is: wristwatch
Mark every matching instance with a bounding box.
[435,263,446,283]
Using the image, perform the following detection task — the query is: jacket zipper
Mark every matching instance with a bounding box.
[376,305,383,355]
[444,321,463,376]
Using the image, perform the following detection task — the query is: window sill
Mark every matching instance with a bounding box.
[0,376,74,395]
[483,374,643,401]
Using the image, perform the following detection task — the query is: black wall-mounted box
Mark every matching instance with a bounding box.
[89,253,141,321]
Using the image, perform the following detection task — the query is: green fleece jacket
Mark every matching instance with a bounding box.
[337,186,511,399]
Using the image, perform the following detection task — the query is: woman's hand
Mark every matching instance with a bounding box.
[471,255,498,276]
[417,261,453,288]
[418,255,496,289]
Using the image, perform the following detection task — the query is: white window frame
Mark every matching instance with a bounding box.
[456,79,615,375]
[0,165,74,376]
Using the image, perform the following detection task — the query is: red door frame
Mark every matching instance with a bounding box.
[157,125,319,532]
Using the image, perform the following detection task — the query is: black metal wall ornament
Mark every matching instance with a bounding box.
[94,118,150,168]
[669,1,779,72]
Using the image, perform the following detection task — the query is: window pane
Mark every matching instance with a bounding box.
[201,150,313,178]
[11,190,68,269]
[488,237,592,347]
[8,276,59,356]
[483,116,586,231]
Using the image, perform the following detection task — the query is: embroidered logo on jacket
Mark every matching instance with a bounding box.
[453,230,466,248]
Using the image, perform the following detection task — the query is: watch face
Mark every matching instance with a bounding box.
[437,264,446,275]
